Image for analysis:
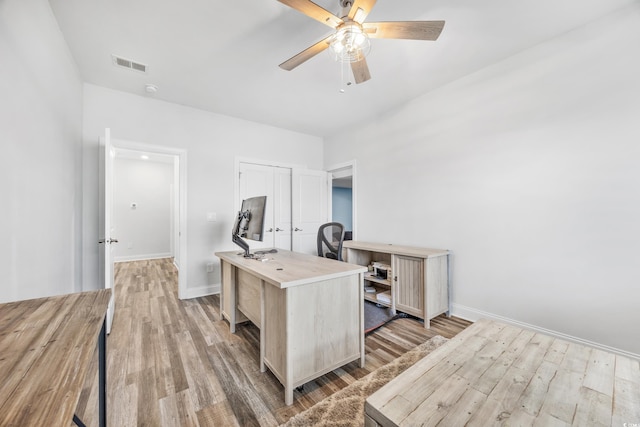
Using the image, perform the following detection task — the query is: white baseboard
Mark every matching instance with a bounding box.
[183,283,220,299]
[114,253,173,263]
[451,303,639,360]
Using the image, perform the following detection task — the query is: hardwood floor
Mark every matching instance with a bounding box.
[75,258,471,426]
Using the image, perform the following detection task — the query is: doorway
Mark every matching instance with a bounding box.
[327,161,356,241]
[108,139,187,300]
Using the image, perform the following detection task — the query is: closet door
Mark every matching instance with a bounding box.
[239,163,275,250]
[239,163,293,251]
[274,168,292,250]
[292,169,329,255]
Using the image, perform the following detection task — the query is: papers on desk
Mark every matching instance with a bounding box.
[376,291,391,304]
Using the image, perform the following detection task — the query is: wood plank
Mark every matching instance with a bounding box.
[514,360,560,418]
[436,387,486,426]
[573,386,612,427]
[583,348,615,396]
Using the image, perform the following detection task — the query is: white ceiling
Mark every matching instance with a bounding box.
[49,0,634,138]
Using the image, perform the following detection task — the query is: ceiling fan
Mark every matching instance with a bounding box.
[277,0,445,84]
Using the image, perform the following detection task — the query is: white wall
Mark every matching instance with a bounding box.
[113,157,174,261]
[0,0,83,302]
[82,84,323,296]
[324,4,640,356]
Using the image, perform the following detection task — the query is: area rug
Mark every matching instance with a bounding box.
[280,335,448,427]
[363,300,396,334]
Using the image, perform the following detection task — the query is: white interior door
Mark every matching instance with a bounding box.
[239,163,275,250]
[274,168,292,250]
[100,128,116,333]
[292,168,328,255]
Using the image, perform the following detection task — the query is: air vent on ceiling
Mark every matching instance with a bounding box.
[111,54,148,73]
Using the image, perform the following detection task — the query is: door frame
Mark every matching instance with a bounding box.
[109,138,188,300]
[234,157,306,211]
[326,160,357,240]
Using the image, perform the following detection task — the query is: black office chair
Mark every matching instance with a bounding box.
[317,222,346,261]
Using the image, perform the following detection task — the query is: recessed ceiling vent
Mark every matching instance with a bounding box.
[111,54,147,73]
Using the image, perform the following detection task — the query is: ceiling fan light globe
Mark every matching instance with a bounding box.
[329,25,370,63]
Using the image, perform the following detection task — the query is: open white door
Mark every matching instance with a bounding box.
[99,128,116,333]
[292,168,328,255]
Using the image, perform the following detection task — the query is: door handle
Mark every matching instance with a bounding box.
[98,238,119,244]
[266,228,273,232]
[294,227,303,232]
[275,227,283,232]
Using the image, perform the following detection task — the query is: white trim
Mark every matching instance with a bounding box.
[114,253,173,263]
[451,303,640,360]
[234,156,306,212]
[109,137,188,300]
[235,156,307,170]
[327,172,333,221]
[185,283,220,299]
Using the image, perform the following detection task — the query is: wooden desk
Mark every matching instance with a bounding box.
[0,290,111,426]
[215,249,367,405]
[365,318,640,426]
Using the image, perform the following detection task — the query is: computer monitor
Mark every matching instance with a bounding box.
[232,196,267,257]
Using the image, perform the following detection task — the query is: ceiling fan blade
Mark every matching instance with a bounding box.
[364,21,445,40]
[351,57,371,84]
[279,35,333,71]
[277,0,343,28]
[347,0,377,24]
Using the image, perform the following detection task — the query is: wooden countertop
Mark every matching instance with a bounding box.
[365,318,640,426]
[343,241,449,258]
[0,289,111,426]
[215,249,366,288]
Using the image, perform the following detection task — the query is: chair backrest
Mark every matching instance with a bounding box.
[317,222,346,261]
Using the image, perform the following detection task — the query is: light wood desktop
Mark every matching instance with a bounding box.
[365,318,640,426]
[215,249,367,405]
[0,289,111,426]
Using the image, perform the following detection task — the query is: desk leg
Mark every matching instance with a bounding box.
[285,384,294,406]
[230,265,237,334]
[99,318,107,427]
[76,319,106,427]
[259,282,266,373]
[359,274,366,368]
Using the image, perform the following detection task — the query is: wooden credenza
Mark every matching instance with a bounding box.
[215,249,367,405]
[343,241,449,328]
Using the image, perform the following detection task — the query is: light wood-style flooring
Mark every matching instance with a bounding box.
[74,258,471,426]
